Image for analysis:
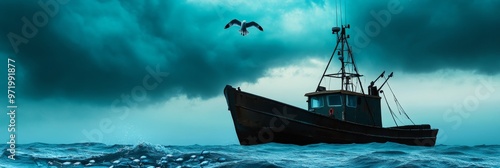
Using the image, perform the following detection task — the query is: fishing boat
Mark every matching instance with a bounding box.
[223,24,438,146]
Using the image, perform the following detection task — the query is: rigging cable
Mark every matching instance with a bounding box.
[343,0,346,24]
[382,90,400,126]
[335,0,338,26]
[387,81,416,125]
[339,0,343,25]
[336,0,341,26]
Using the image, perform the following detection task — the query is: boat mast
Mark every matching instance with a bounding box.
[315,0,361,92]
[314,1,376,124]
[315,25,362,92]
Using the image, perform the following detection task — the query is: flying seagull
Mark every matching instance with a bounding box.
[224,19,263,36]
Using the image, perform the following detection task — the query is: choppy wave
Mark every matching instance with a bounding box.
[1,142,499,167]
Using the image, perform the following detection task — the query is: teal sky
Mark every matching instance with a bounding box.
[0,0,499,145]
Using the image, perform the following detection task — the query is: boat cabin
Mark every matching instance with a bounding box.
[305,90,382,127]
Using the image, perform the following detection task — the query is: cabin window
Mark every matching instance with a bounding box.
[327,95,342,106]
[347,95,357,108]
[310,96,324,108]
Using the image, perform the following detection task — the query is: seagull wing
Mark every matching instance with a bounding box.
[225,19,241,29]
[246,21,264,31]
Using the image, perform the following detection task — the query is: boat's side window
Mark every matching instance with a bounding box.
[327,95,342,106]
[347,95,357,108]
[310,96,324,108]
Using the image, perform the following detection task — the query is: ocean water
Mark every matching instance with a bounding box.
[1,142,499,168]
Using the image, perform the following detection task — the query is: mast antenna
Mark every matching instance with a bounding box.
[314,0,376,124]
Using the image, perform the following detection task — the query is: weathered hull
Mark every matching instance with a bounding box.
[224,85,438,146]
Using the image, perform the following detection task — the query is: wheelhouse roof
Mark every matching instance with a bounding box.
[304,90,380,99]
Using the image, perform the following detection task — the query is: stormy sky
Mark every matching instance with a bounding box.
[0,0,499,145]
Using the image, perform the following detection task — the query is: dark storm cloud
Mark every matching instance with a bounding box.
[1,0,498,105]
[349,0,500,74]
[0,0,334,105]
